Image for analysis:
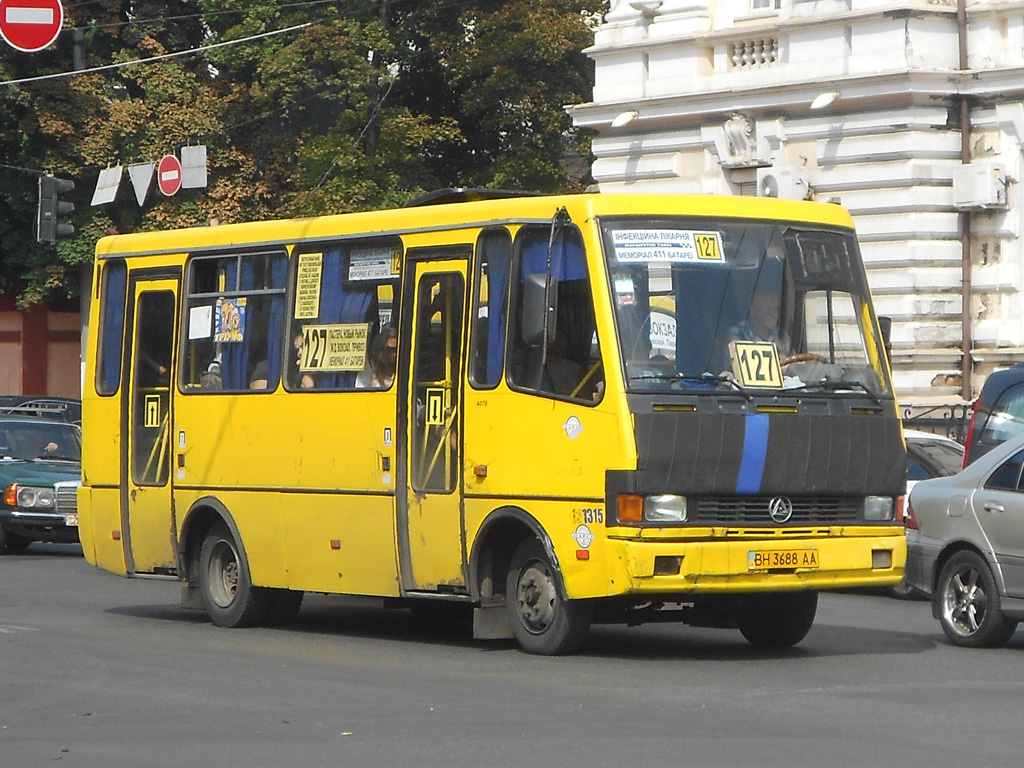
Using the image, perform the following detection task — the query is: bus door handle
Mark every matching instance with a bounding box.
[983,502,1005,514]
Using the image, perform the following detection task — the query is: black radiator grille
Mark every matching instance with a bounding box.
[692,496,861,525]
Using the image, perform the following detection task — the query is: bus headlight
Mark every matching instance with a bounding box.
[5,484,56,509]
[644,494,687,522]
[863,496,894,521]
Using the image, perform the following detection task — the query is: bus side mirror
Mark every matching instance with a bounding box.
[522,273,557,346]
[878,316,892,364]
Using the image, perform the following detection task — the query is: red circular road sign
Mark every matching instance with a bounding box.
[157,154,183,197]
[0,0,63,53]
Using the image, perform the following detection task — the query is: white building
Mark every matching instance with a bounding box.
[569,0,1024,417]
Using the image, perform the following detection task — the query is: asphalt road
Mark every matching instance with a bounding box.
[3,543,1023,768]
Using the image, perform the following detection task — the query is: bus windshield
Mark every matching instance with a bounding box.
[601,217,889,396]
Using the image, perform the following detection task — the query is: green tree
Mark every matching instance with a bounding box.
[0,0,603,308]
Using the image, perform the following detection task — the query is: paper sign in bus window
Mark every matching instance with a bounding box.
[300,323,369,372]
[612,230,725,263]
[425,387,447,426]
[614,276,636,306]
[729,340,783,389]
[349,247,398,281]
[144,395,162,428]
[214,297,246,342]
[188,304,213,340]
[295,253,323,319]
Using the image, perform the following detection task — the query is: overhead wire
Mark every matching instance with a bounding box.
[0,21,316,86]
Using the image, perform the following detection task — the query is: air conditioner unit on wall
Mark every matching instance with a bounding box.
[756,166,809,200]
[953,163,1008,209]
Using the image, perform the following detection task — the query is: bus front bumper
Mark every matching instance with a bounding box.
[587,528,906,596]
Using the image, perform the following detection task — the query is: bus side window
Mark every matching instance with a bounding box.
[288,239,402,391]
[181,251,288,392]
[96,259,128,395]
[508,226,602,403]
[470,229,512,389]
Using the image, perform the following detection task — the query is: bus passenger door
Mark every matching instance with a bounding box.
[122,277,179,575]
[398,259,468,592]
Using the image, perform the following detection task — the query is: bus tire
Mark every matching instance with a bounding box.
[198,521,269,628]
[505,538,591,655]
[737,591,817,648]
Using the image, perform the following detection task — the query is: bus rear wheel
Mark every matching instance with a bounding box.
[737,591,817,648]
[505,538,591,655]
[198,521,270,628]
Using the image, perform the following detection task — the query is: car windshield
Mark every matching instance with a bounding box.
[601,217,889,395]
[0,420,82,461]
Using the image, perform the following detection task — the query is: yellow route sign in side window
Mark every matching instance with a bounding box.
[729,341,783,389]
[300,323,369,372]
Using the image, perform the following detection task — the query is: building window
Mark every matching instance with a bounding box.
[750,0,781,10]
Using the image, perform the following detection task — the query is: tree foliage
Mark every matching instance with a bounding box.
[0,0,603,307]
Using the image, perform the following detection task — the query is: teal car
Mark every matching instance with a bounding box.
[0,415,82,552]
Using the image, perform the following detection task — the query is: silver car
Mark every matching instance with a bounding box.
[905,432,1024,647]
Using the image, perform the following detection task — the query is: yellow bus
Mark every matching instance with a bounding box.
[78,191,907,655]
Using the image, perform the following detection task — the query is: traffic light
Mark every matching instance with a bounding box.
[36,175,75,243]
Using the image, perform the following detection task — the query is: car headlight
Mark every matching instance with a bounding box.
[644,494,687,522]
[5,484,56,509]
[863,496,894,521]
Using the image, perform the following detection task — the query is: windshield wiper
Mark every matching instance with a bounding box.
[713,373,754,401]
[789,379,881,404]
[627,372,754,400]
[37,452,79,461]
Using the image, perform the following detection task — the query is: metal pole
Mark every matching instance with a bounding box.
[958,0,972,401]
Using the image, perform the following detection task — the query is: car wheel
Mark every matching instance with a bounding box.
[198,521,270,628]
[937,550,1018,648]
[737,592,818,648]
[505,538,591,655]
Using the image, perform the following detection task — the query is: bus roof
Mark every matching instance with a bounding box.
[94,193,856,259]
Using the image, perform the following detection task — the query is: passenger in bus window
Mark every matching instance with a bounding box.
[289,332,315,389]
[249,359,269,389]
[138,347,170,387]
[200,360,222,389]
[356,323,398,389]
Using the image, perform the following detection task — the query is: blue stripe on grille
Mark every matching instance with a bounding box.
[736,413,769,494]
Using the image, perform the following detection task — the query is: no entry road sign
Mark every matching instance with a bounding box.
[157,154,183,196]
[0,0,63,53]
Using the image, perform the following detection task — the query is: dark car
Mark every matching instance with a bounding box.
[905,431,1024,647]
[0,396,81,424]
[963,363,1024,467]
[0,416,82,552]
[905,429,966,493]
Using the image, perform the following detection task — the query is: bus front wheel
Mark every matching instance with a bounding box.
[737,591,817,648]
[198,521,269,628]
[505,538,591,655]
